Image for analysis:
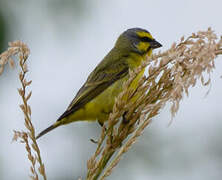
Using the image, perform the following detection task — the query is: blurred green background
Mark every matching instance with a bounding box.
[0,0,222,179]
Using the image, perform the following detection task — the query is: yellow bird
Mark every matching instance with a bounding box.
[36,28,162,139]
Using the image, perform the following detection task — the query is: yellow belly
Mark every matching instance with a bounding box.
[64,69,144,124]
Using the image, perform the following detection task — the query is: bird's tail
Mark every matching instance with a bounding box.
[36,121,61,140]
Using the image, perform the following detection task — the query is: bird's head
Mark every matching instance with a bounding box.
[115,28,162,55]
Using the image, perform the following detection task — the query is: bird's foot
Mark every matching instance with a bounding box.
[122,111,129,124]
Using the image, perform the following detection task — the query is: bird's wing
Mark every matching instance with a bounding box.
[57,57,129,121]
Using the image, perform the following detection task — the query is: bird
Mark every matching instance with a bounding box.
[36,28,162,139]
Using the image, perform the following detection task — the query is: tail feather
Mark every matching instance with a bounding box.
[36,122,60,140]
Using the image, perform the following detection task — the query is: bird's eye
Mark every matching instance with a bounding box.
[140,37,153,42]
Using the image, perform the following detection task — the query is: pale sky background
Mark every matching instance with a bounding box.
[0,0,222,180]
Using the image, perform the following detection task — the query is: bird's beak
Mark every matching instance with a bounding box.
[150,39,162,49]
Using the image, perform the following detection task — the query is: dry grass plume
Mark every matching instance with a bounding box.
[1,28,222,180]
[0,41,47,180]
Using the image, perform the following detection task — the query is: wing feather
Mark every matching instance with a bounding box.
[57,55,129,121]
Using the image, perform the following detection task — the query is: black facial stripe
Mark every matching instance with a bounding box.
[139,36,153,42]
[147,46,151,52]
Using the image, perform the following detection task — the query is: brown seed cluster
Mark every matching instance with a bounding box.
[0,41,30,74]
[86,28,222,180]
[0,41,47,180]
